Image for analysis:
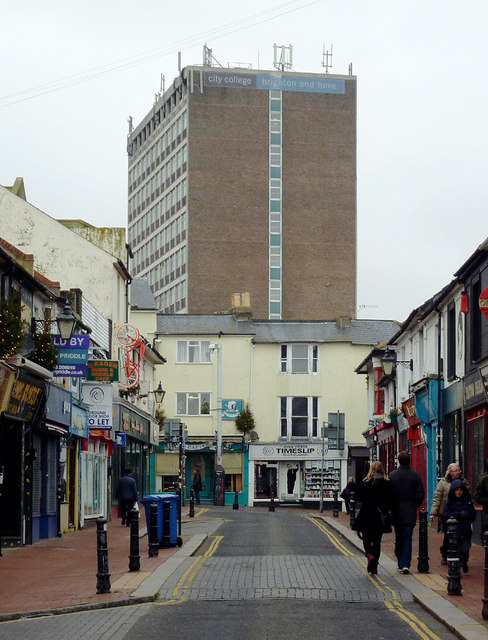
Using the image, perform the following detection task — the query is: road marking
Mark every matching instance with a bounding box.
[308,516,444,640]
[306,515,355,556]
[170,535,224,602]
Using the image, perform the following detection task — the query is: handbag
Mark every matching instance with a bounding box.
[378,509,392,533]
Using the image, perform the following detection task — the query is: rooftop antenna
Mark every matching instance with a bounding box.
[160,74,165,94]
[322,44,333,73]
[127,116,133,134]
[203,44,223,68]
[273,44,293,71]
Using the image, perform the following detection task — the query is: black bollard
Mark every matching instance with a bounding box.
[162,499,171,547]
[417,508,429,573]
[482,531,488,620]
[446,517,462,595]
[128,508,140,572]
[189,488,195,518]
[96,517,111,594]
[233,490,239,510]
[349,490,356,530]
[333,489,339,517]
[148,502,159,558]
[269,494,275,512]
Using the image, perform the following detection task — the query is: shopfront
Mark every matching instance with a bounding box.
[463,368,488,491]
[112,402,150,501]
[1,370,45,546]
[248,442,346,507]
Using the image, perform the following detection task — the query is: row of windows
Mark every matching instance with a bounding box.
[128,111,188,188]
[156,279,187,312]
[129,150,187,219]
[173,392,342,443]
[133,212,187,269]
[174,340,320,374]
[269,90,283,319]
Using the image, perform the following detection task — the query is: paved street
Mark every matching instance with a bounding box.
[0,507,460,640]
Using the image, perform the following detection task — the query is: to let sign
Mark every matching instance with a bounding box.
[87,360,119,382]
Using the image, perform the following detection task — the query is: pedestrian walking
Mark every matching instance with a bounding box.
[352,461,394,575]
[340,476,357,514]
[442,479,476,572]
[115,468,139,526]
[473,459,488,535]
[192,468,202,504]
[430,463,470,564]
[389,451,425,574]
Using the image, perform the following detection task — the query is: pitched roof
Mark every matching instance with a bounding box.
[130,278,158,310]
[156,313,399,345]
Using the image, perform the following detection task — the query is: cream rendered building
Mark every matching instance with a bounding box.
[155,311,398,506]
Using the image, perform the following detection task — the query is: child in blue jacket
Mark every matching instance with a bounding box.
[442,479,476,572]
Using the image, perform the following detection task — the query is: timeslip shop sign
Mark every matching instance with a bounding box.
[54,334,90,377]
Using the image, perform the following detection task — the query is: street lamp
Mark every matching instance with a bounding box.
[55,299,78,340]
[152,381,166,405]
[382,347,413,374]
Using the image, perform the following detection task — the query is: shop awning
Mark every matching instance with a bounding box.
[222,452,242,474]
[156,453,179,475]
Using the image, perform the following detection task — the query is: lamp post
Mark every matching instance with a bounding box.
[209,343,225,505]
[319,423,329,514]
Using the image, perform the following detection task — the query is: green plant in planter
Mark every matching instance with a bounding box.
[235,403,256,438]
[0,294,27,359]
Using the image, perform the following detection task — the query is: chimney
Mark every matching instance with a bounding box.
[231,292,252,321]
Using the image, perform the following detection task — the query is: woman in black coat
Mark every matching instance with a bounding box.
[353,461,394,574]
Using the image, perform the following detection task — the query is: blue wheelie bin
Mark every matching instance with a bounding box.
[140,493,181,547]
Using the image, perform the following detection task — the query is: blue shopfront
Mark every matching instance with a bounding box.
[32,383,72,542]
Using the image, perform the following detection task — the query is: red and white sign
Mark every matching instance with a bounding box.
[479,287,488,318]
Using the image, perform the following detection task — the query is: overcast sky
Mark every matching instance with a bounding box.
[2,1,487,323]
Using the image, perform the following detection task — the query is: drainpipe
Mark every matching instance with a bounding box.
[437,308,443,481]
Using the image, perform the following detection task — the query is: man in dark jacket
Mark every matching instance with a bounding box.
[389,451,425,574]
[115,468,139,526]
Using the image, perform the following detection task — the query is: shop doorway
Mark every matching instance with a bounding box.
[254,463,277,499]
[186,453,213,503]
[279,462,301,502]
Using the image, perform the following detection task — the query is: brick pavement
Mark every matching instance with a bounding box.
[323,510,488,634]
[0,503,487,638]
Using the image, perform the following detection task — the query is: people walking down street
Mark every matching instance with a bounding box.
[389,451,425,574]
[115,468,139,526]
[442,479,476,573]
[352,461,394,575]
[340,477,357,514]
[430,463,470,564]
[473,459,488,535]
[192,469,202,504]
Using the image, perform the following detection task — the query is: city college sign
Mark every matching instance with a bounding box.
[249,443,321,460]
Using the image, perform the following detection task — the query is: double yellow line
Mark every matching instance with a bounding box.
[164,535,224,605]
[307,516,444,640]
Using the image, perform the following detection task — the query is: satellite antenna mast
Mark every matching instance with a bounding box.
[322,44,333,73]
[273,44,293,71]
[203,44,223,68]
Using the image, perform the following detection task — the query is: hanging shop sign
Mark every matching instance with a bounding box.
[479,287,488,318]
[114,431,126,447]
[45,382,71,428]
[87,360,119,382]
[71,402,89,439]
[222,399,243,420]
[5,373,44,422]
[53,334,90,377]
[82,382,112,429]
